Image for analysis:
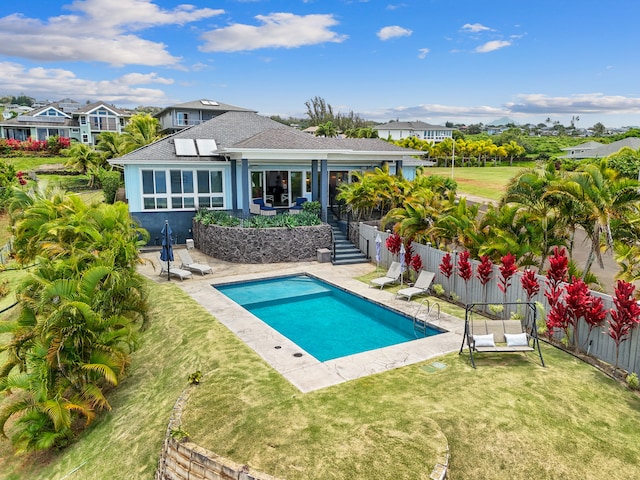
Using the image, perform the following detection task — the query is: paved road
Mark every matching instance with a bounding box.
[463,194,618,294]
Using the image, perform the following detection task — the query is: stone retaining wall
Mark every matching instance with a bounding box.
[156,384,280,480]
[192,222,332,263]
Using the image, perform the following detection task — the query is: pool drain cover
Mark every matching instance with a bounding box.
[293,352,303,357]
[274,345,281,349]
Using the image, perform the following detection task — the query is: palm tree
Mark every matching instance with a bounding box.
[122,113,161,152]
[61,143,103,176]
[314,121,338,138]
[545,159,640,279]
[96,131,128,159]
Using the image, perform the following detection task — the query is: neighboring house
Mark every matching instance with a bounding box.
[559,138,640,159]
[110,110,419,244]
[373,121,454,143]
[0,100,130,144]
[154,99,255,134]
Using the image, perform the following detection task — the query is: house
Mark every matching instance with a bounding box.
[0,100,130,144]
[110,110,419,244]
[373,121,454,143]
[559,138,640,159]
[153,99,255,134]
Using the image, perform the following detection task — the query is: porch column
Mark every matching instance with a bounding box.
[396,159,403,174]
[230,159,238,210]
[241,158,249,217]
[311,159,319,202]
[320,159,328,222]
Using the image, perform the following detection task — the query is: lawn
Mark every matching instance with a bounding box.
[427,163,534,201]
[1,273,639,480]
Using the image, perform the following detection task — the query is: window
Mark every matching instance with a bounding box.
[141,168,224,210]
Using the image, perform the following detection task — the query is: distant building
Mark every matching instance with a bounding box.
[153,99,255,134]
[559,138,640,159]
[0,100,130,144]
[373,121,454,143]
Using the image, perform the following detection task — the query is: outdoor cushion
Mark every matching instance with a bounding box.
[473,333,495,348]
[504,332,529,347]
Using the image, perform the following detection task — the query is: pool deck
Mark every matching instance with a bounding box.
[140,249,466,393]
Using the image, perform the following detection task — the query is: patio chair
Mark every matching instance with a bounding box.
[369,261,402,289]
[250,198,277,216]
[158,256,193,281]
[288,197,307,214]
[396,270,435,301]
[177,249,213,276]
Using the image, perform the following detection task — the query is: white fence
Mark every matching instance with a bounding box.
[358,223,640,375]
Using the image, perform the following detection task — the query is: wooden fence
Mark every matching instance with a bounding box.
[358,223,640,375]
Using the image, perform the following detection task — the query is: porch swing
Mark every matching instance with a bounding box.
[459,302,545,368]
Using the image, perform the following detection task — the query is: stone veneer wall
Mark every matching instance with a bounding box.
[192,222,332,263]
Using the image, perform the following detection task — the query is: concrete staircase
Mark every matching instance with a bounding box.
[327,214,370,265]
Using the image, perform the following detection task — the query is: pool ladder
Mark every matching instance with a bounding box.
[413,299,440,338]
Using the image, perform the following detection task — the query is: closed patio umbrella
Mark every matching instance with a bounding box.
[375,233,382,273]
[160,220,173,281]
[399,243,406,286]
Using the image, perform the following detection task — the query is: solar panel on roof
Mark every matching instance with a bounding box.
[195,139,217,155]
[174,138,198,156]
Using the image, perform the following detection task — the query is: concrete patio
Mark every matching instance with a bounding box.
[139,248,465,393]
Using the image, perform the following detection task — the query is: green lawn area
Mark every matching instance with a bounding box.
[1,273,639,480]
[427,163,534,201]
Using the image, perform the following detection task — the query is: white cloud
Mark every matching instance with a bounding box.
[418,48,430,59]
[475,40,511,53]
[199,13,347,52]
[0,1,224,66]
[0,62,173,105]
[507,93,640,115]
[462,23,492,33]
[377,25,412,41]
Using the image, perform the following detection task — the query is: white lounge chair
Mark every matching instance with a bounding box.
[159,256,193,281]
[177,249,213,276]
[369,261,402,289]
[396,270,435,301]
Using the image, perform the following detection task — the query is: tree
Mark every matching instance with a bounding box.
[592,122,606,136]
[305,96,334,125]
[62,143,103,176]
[503,140,526,166]
[122,113,161,152]
[96,131,128,159]
[545,159,640,279]
[498,253,518,313]
[476,255,493,308]
[314,121,338,137]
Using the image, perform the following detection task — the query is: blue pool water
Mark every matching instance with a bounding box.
[215,275,441,362]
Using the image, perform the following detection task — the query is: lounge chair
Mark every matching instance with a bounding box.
[369,261,402,289]
[396,270,435,301]
[288,197,307,214]
[159,256,193,281]
[177,249,213,276]
[250,198,277,216]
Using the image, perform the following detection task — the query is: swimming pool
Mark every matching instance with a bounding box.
[215,274,441,362]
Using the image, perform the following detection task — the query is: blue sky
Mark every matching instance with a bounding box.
[1,0,639,128]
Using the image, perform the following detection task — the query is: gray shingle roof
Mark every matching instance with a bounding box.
[114,111,419,162]
[560,138,640,159]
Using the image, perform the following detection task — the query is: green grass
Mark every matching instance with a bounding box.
[1,275,640,479]
[0,156,63,172]
[428,164,533,201]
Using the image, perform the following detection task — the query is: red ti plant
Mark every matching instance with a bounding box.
[559,276,606,352]
[521,269,540,301]
[457,250,473,304]
[409,253,423,281]
[385,233,402,256]
[497,253,518,317]
[439,252,454,298]
[521,269,541,327]
[476,255,493,308]
[608,280,640,369]
[544,246,568,309]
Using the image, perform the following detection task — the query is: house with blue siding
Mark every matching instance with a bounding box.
[0,100,130,144]
[110,109,419,244]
